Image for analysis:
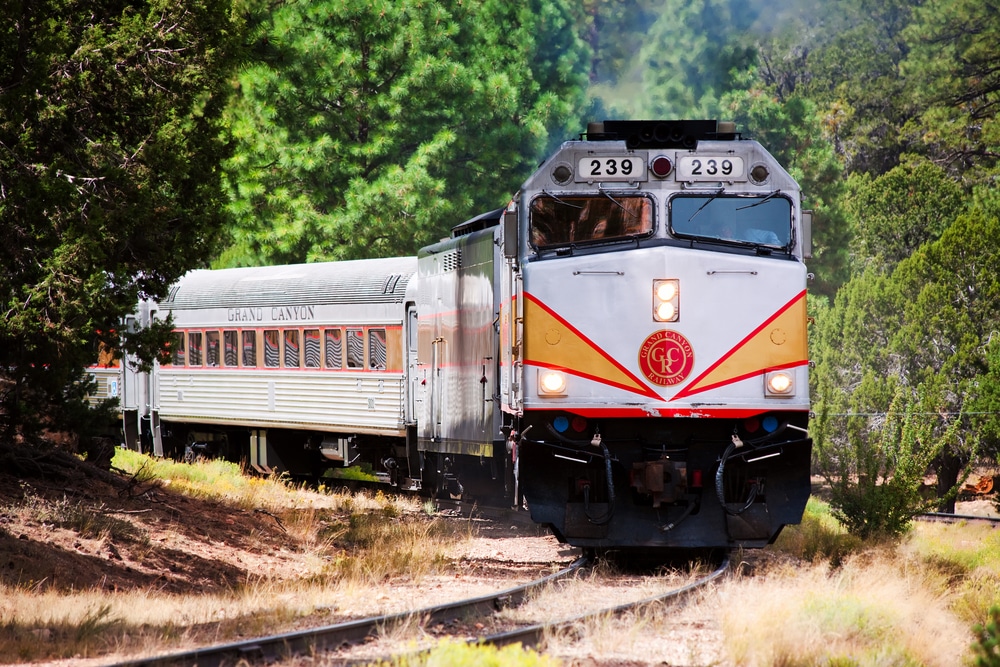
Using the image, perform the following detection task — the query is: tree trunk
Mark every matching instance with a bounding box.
[934,453,964,513]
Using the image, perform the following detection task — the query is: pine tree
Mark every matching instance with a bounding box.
[220,0,589,266]
[0,0,243,440]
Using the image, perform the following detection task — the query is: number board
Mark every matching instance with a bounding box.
[676,156,746,181]
[577,156,646,182]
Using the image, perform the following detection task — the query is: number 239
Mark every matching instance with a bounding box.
[688,158,733,176]
[589,158,634,176]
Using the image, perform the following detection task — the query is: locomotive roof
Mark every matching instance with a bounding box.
[161,257,417,310]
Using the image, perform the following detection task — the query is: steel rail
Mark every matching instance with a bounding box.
[109,556,589,667]
[477,554,730,650]
[917,511,1000,526]
[352,555,731,666]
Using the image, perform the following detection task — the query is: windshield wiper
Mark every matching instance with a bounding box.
[687,187,725,222]
[598,186,635,218]
[541,189,584,209]
[735,190,780,210]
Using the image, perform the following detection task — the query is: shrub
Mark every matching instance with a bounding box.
[816,384,970,540]
[972,605,1000,667]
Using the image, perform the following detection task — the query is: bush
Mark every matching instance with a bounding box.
[973,605,1000,667]
[816,385,969,540]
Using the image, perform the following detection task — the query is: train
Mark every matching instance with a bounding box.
[89,119,814,553]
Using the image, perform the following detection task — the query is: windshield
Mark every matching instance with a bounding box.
[530,194,653,248]
[670,193,792,247]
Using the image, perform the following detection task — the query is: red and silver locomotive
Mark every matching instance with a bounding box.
[100,120,813,553]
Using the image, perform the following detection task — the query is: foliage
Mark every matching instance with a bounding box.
[721,545,974,665]
[633,0,760,119]
[902,0,1000,185]
[576,0,662,86]
[812,185,1000,511]
[220,0,589,266]
[327,465,380,483]
[0,0,243,440]
[790,0,919,175]
[973,606,1000,667]
[723,89,850,296]
[814,385,969,540]
[843,156,966,271]
[972,606,1000,667]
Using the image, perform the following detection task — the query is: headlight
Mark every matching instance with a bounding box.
[653,279,679,322]
[538,369,567,396]
[765,370,794,397]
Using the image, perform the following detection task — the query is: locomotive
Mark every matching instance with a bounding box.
[90,120,813,552]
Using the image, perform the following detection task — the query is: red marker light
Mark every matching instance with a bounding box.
[651,155,673,178]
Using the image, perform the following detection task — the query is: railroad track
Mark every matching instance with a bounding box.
[328,554,730,666]
[470,555,730,652]
[109,556,588,667]
[110,552,729,667]
[917,511,1000,526]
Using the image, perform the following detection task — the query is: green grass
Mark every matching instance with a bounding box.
[770,497,865,565]
[376,638,562,667]
[903,521,1000,625]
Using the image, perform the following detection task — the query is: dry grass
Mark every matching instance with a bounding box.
[526,503,997,667]
[3,452,998,666]
[718,552,969,666]
[902,520,1000,626]
[0,449,470,663]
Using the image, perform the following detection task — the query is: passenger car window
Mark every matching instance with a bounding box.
[284,330,300,368]
[369,329,387,370]
[223,330,239,367]
[304,329,321,368]
[263,330,280,368]
[205,331,220,367]
[188,332,203,366]
[346,329,364,369]
[325,329,343,369]
[170,332,186,366]
[242,331,257,367]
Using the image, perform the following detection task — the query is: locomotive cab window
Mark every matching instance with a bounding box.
[670,192,792,249]
[530,194,653,248]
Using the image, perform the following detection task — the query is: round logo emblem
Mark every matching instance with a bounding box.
[638,330,694,387]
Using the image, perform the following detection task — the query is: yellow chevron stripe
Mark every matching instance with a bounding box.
[523,294,660,399]
[674,290,808,399]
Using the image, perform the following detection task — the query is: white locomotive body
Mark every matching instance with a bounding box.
[503,121,812,549]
